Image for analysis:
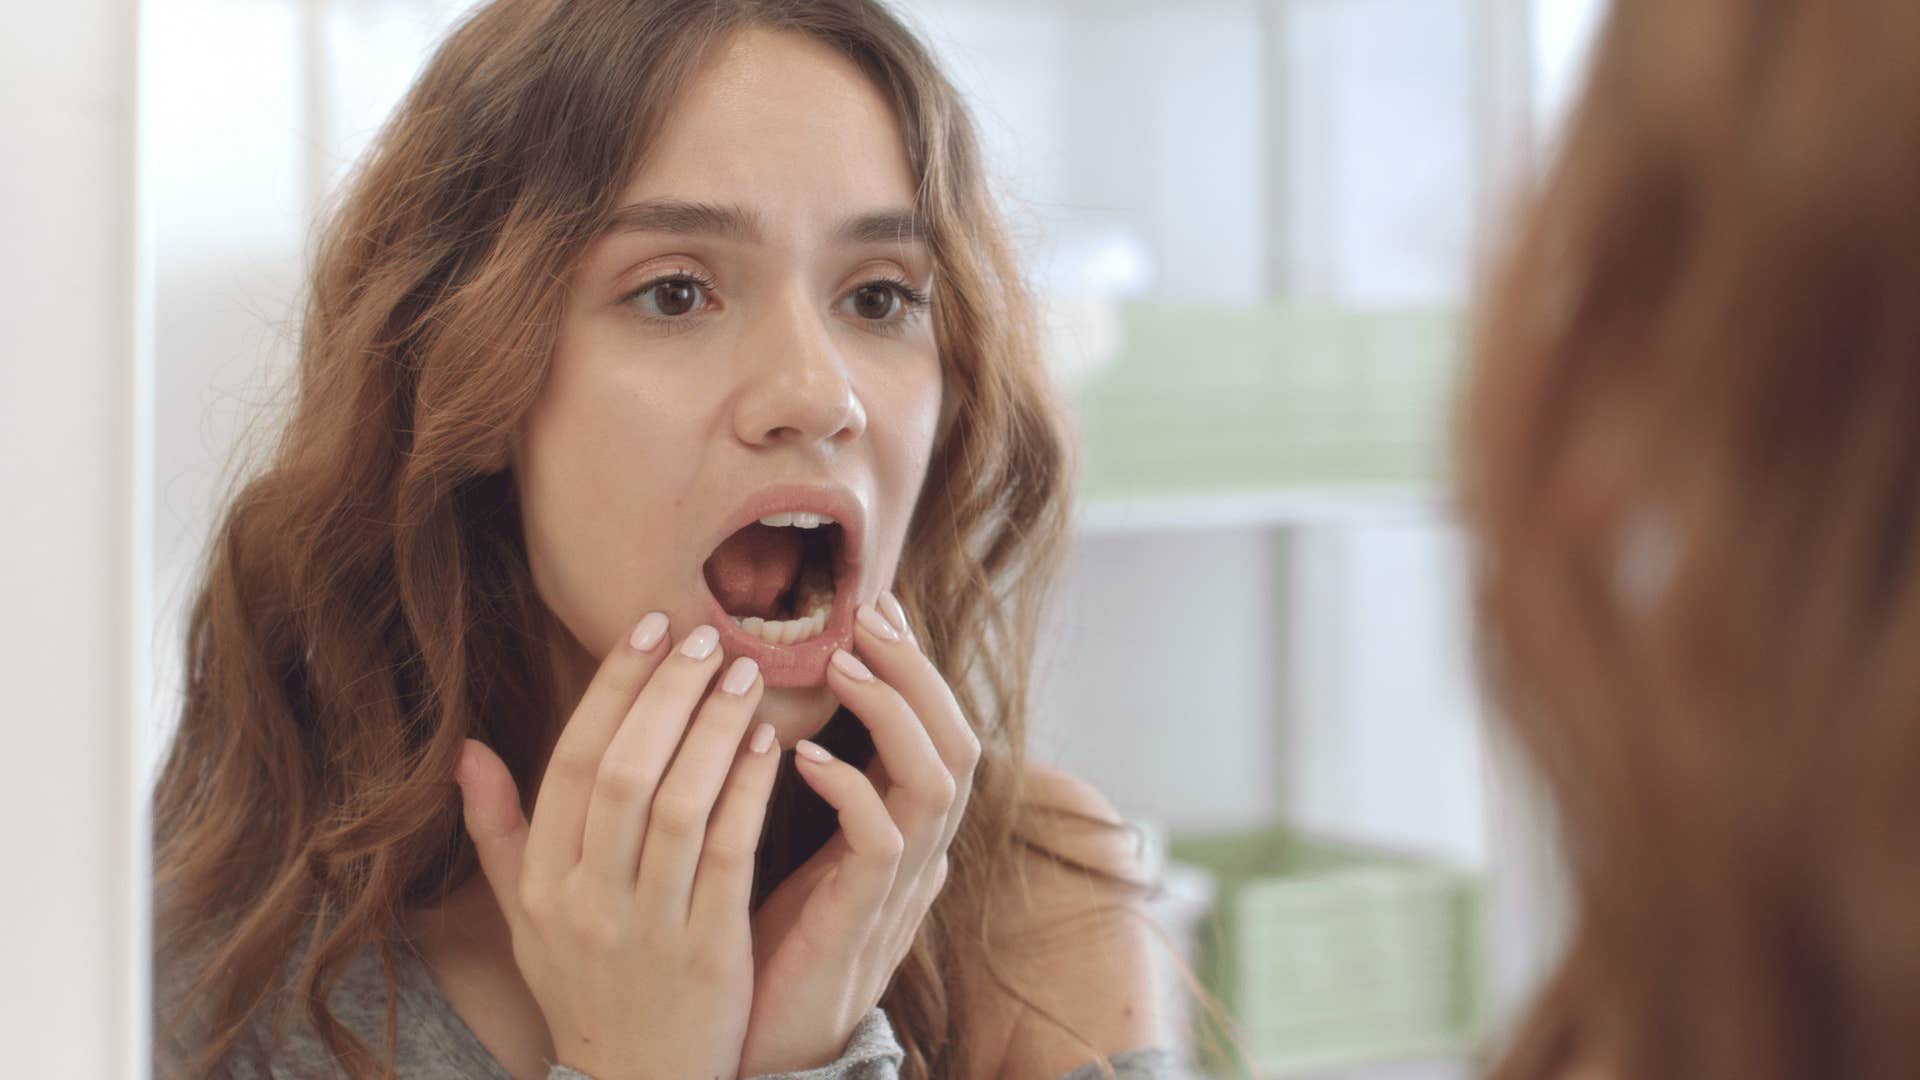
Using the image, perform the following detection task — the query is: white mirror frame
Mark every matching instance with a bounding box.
[1,0,149,1076]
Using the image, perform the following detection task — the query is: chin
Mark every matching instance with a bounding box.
[755,682,843,748]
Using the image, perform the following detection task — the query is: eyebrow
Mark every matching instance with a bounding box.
[602,199,930,248]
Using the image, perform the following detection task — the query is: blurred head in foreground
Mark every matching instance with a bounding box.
[1460,3,1920,1077]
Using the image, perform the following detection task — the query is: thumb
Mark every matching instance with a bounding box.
[455,738,529,924]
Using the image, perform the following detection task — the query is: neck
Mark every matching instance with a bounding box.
[405,616,593,953]
[541,614,600,750]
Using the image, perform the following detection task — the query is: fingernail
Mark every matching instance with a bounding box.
[879,591,911,637]
[750,723,777,754]
[453,743,475,787]
[680,625,719,660]
[629,612,669,652]
[830,648,873,682]
[856,603,899,641]
[721,656,759,696]
[796,739,833,764]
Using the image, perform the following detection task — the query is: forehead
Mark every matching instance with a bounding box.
[619,28,919,226]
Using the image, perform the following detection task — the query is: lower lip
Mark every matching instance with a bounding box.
[704,584,858,689]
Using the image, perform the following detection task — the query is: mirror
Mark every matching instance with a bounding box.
[138,2,1607,1076]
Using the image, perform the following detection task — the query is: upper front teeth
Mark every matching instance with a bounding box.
[759,511,835,529]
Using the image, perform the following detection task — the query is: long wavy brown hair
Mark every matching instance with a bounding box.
[1460,2,1920,1077]
[150,2,1160,1076]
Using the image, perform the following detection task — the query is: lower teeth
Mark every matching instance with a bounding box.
[735,603,830,645]
[730,566,835,645]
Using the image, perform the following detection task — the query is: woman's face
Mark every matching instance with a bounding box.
[513,28,942,745]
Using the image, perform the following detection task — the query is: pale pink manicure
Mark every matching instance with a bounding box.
[721,656,759,696]
[856,604,899,641]
[796,739,833,763]
[629,611,669,652]
[680,624,719,660]
[750,723,777,754]
[879,591,911,637]
[830,649,874,681]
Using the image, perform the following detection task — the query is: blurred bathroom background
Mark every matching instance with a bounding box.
[141,1,1610,1076]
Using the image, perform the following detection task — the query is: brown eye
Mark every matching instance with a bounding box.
[627,273,714,320]
[852,284,898,320]
[652,279,700,316]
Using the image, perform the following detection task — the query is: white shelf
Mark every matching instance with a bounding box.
[1075,487,1447,536]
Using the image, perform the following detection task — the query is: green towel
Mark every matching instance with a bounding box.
[1071,302,1462,501]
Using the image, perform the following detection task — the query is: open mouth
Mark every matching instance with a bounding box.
[702,512,848,647]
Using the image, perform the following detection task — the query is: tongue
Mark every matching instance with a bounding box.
[704,525,804,618]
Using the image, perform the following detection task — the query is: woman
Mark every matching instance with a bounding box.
[151,2,1175,1077]
[1461,2,1920,1077]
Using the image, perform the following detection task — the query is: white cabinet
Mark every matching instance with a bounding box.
[889,2,1602,1076]
[895,0,1527,857]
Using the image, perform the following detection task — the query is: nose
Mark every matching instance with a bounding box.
[731,290,867,451]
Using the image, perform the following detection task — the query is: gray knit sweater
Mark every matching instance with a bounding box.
[154,933,1178,1079]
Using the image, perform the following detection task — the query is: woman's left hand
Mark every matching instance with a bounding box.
[737,592,981,1076]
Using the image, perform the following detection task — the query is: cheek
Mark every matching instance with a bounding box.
[869,361,943,564]
[514,341,704,644]
[515,390,625,644]
[875,357,940,472]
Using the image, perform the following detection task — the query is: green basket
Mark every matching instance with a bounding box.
[1168,824,1487,1077]
[1072,302,1463,502]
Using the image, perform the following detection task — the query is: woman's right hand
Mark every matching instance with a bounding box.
[453,615,781,1080]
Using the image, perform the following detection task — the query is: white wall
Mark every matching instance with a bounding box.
[0,1,144,1075]
[1278,526,1486,865]
[1033,530,1286,830]
[1279,0,1480,305]
[147,1,309,794]
[1532,0,1609,137]
[144,0,480,787]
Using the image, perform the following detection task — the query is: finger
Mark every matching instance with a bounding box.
[578,625,726,893]
[455,739,531,929]
[882,851,950,970]
[852,595,981,851]
[633,653,766,919]
[826,643,952,881]
[687,721,782,931]
[524,612,673,883]
[857,594,977,781]
[854,598,977,940]
[877,590,916,646]
[791,740,904,938]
